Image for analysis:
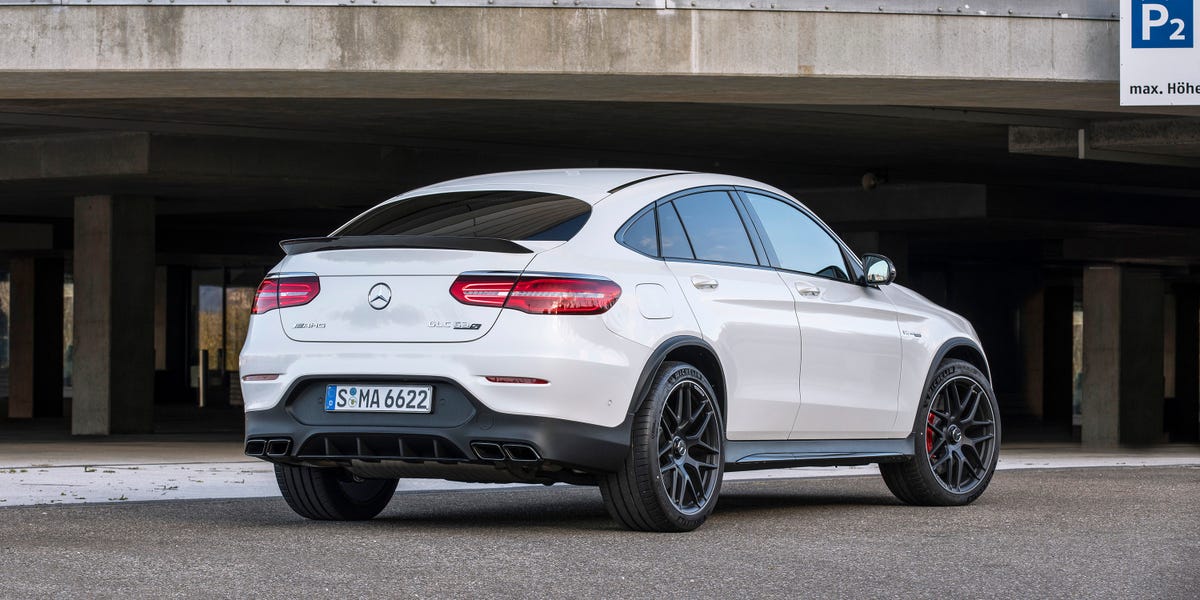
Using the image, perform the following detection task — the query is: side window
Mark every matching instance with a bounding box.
[657,202,695,260]
[620,208,658,256]
[743,192,851,282]
[670,191,758,265]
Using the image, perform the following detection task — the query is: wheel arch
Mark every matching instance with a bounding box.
[905,336,993,434]
[892,336,993,456]
[936,337,992,384]
[630,335,727,424]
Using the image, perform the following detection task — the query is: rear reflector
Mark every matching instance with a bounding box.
[252,275,321,314]
[450,274,621,315]
[242,374,281,382]
[485,376,550,384]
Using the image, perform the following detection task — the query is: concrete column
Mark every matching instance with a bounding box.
[1019,284,1074,433]
[1173,285,1199,442]
[7,257,63,419]
[1043,284,1076,429]
[72,195,156,435]
[153,265,190,404]
[1020,289,1045,419]
[1081,266,1165,447]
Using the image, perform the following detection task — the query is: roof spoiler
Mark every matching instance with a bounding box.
[279,235,533,256]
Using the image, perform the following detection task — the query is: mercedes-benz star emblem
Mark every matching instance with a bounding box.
[368,283,392,310]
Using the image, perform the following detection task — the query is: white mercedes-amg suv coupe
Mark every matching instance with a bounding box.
[241,169,999,532]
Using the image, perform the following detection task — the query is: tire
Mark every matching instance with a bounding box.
[600,361,725,532]
[275,464,399,521]
[881,358,1001,506]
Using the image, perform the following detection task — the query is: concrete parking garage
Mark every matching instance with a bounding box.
[0,1,1199,449]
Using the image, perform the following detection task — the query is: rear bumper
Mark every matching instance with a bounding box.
[239,309,650,429]
[244,376,633,476]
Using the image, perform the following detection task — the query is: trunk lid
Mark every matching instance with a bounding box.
[275,247,536,343]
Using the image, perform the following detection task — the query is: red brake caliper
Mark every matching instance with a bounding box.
[925,413,936,458]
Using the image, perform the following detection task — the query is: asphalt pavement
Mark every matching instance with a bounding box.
[4,441,1198,506]
[1,466,1196,599]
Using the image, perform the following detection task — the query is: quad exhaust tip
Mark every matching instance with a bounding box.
[471,441,506,462]
[245,438,292,457]
[471,441,542,463]
[265,439,292,457]
[502,443,541,462]
[244,440,266,456]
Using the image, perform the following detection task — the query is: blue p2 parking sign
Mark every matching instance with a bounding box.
[1133,0,1193,48]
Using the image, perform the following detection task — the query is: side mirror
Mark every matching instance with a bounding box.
[862,254,896,285]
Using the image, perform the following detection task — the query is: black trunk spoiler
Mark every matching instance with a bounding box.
[280,235,532,256]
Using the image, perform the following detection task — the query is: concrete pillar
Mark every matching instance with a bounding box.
[1019,284,1075,433]
[1081,266,1165,447]
[1172,285,1199,442]
[1021,289,1045,419]
[1043,284,1076,429]
[7,256,63,419]
[72,195,156,435]
[153,265,190,404]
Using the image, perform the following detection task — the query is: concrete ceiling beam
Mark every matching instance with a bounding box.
[0,131,511,192]
[1089,118,1200,156]
[1008,126,1079,159]
[0,132,150,180]
[1062,236,1200,262]
[791,183,988,223]
[0,6,1181,115]
[1009,124,1200,167]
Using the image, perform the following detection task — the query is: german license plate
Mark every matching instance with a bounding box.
[324,385,433,413]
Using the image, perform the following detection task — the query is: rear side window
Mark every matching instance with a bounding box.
[621,209,658,256]
[337,191,591,241]
[671,192,758,265]
[658,202,695,260]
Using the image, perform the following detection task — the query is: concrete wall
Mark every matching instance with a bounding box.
[0,8,1134,112]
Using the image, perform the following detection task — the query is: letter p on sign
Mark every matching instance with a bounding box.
[1134,0,1194,48]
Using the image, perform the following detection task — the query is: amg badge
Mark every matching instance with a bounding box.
[428,320,483,330]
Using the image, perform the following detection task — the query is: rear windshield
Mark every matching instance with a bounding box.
[336,191,592,242]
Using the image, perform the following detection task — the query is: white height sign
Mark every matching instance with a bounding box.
[1121,0,1200,105]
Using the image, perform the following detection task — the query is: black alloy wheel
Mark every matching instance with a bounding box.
[601,361,725,532]
[880,358,1001,506]
[657,379,723,514]
[924,375,998,494]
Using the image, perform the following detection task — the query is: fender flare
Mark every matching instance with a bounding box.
[626,335,725,417]
[905,336,993,433]
[930,337,992,383]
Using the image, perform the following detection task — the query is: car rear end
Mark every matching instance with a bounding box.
[239,189,649,484]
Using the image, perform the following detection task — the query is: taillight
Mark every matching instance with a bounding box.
[252,274,321,314]
[507,276,622,315]
[449,276,517,308]
[450,274,621,315]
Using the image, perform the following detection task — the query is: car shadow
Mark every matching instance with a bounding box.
[349,477,902,532]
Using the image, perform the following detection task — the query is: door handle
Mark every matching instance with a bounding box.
[691,276,719,290]
[795,284,822,298]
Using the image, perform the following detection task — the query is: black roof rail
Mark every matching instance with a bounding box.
[606,172,688,194]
